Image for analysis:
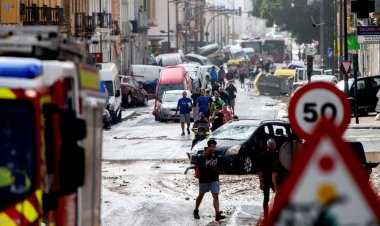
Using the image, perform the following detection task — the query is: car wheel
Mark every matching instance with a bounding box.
[127,93,133,106]
[159,112,165,122]
[143,96,148,106]
[241,155,253,173]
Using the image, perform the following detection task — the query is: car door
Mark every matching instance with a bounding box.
[368,77,380,110]
[130,78,142,103]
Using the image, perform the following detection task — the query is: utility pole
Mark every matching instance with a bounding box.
[167,0,170,53]
[343,0,349,95]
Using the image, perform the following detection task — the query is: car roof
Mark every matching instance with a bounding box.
[185,53,208,60]
[164,90,190,94]
[226,118,289,126]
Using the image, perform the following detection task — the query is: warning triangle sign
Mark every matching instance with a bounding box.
[341,61,351,74]
[265,121,380,225]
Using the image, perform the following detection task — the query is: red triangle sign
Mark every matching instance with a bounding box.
[264,120,380,225]
[341,61,351,74]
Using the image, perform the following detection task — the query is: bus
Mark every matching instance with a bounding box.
[235,39,263,59]
[262,39,286,63]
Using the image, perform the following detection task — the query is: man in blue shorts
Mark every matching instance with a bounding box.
[193,139,226,221]
[175,91,192,136]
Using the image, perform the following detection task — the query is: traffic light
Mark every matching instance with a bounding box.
[307,55,313,82]
[238,7,242,16]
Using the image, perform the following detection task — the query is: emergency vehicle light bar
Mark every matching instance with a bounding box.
[0,58,42,79]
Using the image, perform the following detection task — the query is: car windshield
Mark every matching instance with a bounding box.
[101,80,114,96]
[158,84,184,100]
[210,123,258,140]
[163,93,181,102]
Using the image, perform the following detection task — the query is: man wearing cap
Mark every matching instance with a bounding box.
[257,138,279,218]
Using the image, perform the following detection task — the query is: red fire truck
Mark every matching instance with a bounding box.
[0,27,104,226]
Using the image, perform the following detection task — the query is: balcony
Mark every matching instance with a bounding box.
[74,12,95,36]
[93,12,112,29]
[21,4,63,26]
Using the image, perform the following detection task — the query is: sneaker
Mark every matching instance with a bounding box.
[181,132,185,136]
[187,128,190,135]
[215,211,226,221]
[193,209,200,219]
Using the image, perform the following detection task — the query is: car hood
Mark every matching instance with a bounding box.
[192,138,244,154]
[161,102,177,109]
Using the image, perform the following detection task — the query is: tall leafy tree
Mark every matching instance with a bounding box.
[251,0,320,44]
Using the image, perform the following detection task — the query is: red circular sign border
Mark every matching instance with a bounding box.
[288,82,351,139]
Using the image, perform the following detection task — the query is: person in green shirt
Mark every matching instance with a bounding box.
[210,91,225,110]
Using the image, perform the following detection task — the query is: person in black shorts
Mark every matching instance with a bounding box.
[193,140,226,221]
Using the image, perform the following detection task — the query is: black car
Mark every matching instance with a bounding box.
[189,119,299,173]
[120,75,149,108]
[336,75,380,114]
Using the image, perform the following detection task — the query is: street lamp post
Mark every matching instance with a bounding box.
[167,0,170,53]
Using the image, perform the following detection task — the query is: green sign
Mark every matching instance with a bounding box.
[347,34,360,50]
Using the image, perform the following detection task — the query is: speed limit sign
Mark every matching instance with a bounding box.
[288,82,351,139]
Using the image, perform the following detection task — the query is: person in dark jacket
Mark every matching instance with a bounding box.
[258,138,279,218]
[193,139,226,221]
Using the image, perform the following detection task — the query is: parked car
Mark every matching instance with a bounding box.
[130,64,161,82]
[129,64,161,99]
[156,53,184,66]
[98,62,122,124]
[156,90,192,122]
[120,75,149,107]
[178,63,203,92]
[199,65,219,88]
[376,89,380,113]
[153,66,192,120]
[190,119,299,173]
[184,53,213,65]
[336,75,380,114]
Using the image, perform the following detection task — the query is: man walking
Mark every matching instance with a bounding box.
[258,138,279,218]
[210,66,218,86]
[175,91,192,136]
[217,65,225,88]
[225,82,237,114]
[193,139,226,221]
[197,89,211,118]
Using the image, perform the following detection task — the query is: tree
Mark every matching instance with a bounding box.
[251,0,319,44]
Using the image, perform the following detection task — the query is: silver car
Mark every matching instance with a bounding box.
[156,90,192,122]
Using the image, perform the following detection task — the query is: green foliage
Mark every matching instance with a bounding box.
[250,0,319,43]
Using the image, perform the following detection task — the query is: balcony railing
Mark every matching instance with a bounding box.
[111,21,120,35]
[93,12,112,29]
[75,12,95,35]
[21,4,63,26]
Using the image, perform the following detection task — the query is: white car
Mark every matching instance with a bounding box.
[178,63,203,91]
[156,90,193,122]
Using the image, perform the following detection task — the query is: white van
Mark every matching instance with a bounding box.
[130,64,161,83]
[98,62,122,124]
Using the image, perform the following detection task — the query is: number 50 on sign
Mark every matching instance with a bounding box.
[288,82,351,139]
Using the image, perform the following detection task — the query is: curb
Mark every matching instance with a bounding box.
[121,111,137,121]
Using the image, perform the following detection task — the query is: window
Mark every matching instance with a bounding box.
[0,100,36,201]
[357,80,366,90]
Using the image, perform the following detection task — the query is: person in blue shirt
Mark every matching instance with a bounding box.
[176,91,193,136]
[196,89,211,119]
[210,66,218,86]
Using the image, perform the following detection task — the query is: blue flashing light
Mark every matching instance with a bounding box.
[0,58,43,79]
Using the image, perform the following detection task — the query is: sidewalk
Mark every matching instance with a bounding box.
[121,110,136,121]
